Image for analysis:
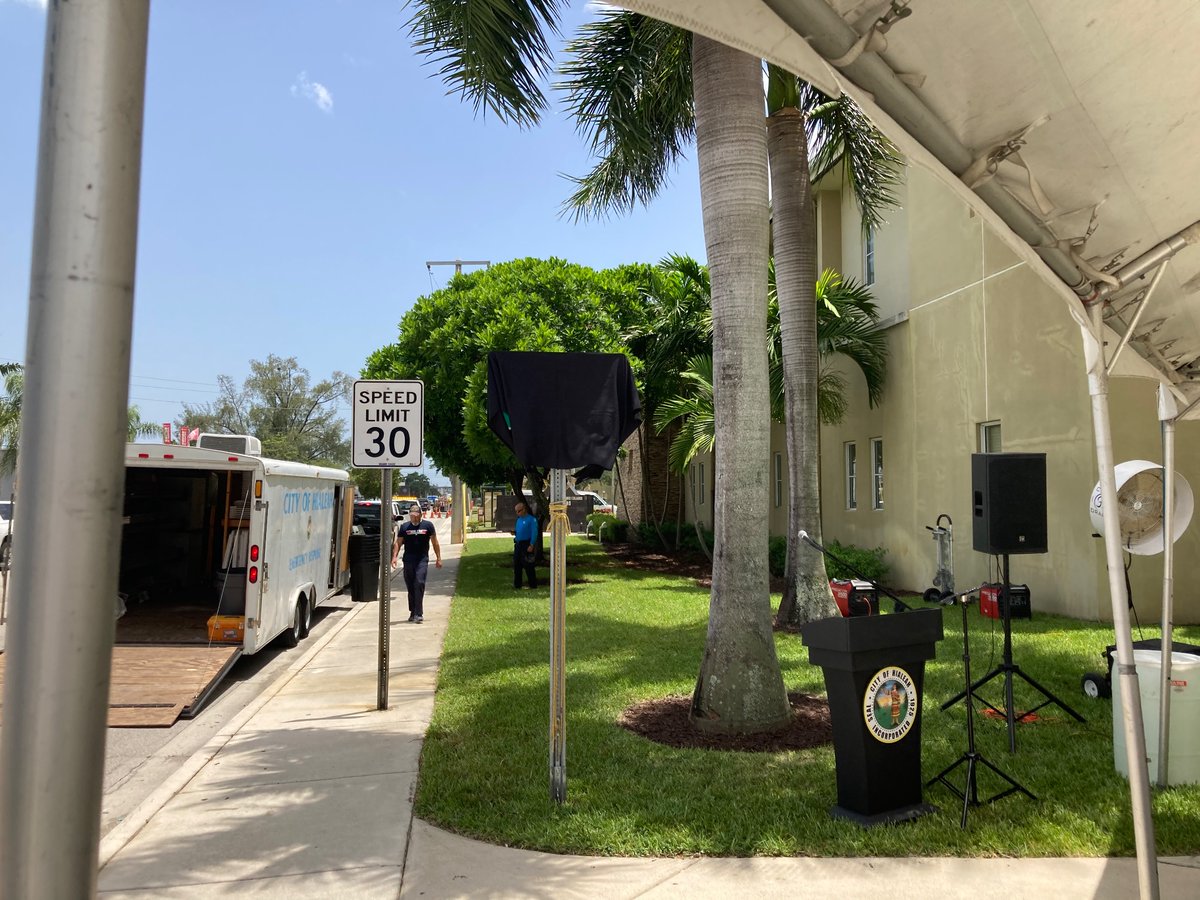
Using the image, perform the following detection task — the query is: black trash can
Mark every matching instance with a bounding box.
[348,533,381,602]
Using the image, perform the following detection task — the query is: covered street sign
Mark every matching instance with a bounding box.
[352,379,424,468]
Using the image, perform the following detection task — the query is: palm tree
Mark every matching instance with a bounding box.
[767,75,900,627]
[407,2,790,733]
[658,266,887,467]
[561,13,899,630]
[0,364,164,477]
[0,363,24,477]
[126,406,161,442]
[624,255,711,547]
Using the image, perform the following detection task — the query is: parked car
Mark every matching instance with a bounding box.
[569,488,616,516]
[353,500,402,539]
[0,500,12,571]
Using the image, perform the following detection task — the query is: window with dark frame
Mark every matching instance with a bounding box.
[845,442,857,510]
[864,227,876,286]
[871,437,884,510]
[979,420,1002,453]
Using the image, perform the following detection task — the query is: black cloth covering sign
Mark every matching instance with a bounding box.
[487,351,641,471]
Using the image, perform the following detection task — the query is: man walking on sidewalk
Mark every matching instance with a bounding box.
[396,503,441,623]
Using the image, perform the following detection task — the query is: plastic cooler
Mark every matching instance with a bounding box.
[1113,649,1200,785]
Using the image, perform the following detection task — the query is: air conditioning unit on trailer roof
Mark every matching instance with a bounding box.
[197,433,263,456]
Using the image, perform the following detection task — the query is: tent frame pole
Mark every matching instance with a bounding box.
[1086,306,1159,899]
[1157,387,1177,787]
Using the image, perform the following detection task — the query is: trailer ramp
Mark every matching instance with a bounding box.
[0,644,241,727]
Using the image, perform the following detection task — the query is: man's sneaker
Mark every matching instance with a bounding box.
[414,615,424,624]
[406,614,415,623]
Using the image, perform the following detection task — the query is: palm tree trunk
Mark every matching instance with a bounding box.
[689,467,712,562]
[768,106,836,627]
[636,423,669,548]
[674,470,684,551]
[614,454,633,535]
[689,36,790,735]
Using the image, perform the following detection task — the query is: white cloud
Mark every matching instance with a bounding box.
[290,71,333,114]
[8,0,48,9]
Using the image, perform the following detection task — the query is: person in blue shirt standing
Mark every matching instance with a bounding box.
[513,500,539,589]
[396,504,442,623]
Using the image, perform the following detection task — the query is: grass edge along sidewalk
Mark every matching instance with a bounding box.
[415,536,1200,858]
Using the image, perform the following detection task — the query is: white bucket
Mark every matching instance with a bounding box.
[1113,649,1200,785]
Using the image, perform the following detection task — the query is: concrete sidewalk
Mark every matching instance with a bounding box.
[97,526,1200,899]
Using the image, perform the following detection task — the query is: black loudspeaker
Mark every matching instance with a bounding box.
[971,453,1047,555]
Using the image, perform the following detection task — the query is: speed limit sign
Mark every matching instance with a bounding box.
[352,379,424,467]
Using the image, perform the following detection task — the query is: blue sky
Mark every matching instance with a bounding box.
[0,0,706,474]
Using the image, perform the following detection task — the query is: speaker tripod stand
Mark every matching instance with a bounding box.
[941,554,1085,751]
[928,589,1035,828]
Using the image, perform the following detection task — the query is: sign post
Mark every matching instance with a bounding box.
[352,380,424,710]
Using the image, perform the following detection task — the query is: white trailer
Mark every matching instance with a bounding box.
[108,437,355,724]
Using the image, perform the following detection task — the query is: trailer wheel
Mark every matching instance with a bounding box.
[299,592,314,638]
[1081,672,1110,699]
[922,588,942,604]
[280,598,304,648]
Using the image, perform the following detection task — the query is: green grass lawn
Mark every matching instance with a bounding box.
[414,536,1200,857]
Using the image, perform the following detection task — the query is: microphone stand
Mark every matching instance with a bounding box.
[927,587,1035,827]
[800,531,912,612]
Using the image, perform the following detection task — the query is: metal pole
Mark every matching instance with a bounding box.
[1084,307,1160,898]
[378,468,392,710]
[0,3,151,896]
[450,473,465,544]
[548,468,568,804]
[1157,386,1176,787]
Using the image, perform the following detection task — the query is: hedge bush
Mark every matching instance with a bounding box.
[585,512,628,542]
[824,539,890,583]
[635,521,714,554]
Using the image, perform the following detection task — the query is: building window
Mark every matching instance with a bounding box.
[871,437,884,510]
[698,462,706,505]
[979,420,1002,453]
[864,227,876,286]
[774,452,783,508]
[845,442,857,510]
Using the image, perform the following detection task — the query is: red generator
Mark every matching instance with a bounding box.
[829,579,879,617]
[979,582,1032,620]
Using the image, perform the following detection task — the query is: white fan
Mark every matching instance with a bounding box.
[1089,460,1194,555]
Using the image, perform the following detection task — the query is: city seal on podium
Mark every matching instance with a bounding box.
[862,666,918,743]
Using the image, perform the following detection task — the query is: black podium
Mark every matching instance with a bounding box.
[802,608,944,826]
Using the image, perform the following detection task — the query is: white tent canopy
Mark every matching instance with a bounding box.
[623,0,1200,415]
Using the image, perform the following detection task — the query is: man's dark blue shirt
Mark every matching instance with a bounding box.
[399,520,436,562]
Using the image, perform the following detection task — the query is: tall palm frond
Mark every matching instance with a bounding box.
[406,0,567,127]
[625,254,712,416]
[767,265,887,420]
[558,11,693,219]
[126,405,161,442]
[802,83,902,231]
[815,272,888,409]
[652,355,714,474]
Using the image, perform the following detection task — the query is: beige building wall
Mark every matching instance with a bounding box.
[811,166,1200,623]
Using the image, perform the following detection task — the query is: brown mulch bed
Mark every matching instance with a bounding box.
[600,541,834,752]
[619,692,832,752]
[601,541,787,592]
